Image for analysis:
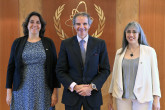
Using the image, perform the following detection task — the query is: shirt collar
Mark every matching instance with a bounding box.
[77,34,89,43]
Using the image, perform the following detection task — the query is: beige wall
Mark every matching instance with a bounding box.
[116,0,139,49]
[19,0,42,36]
[139,0,165,108]
[0,0,19,110]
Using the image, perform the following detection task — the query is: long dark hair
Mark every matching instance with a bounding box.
[22,11,46,37]
[120,21,149,54]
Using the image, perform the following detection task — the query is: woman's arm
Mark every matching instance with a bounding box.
[152,95,160,110]
[6,88,12,106]
[51,88,58,107]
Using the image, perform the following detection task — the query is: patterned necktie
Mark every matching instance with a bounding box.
[80,40,86,66]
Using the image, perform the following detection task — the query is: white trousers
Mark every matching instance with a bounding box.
[116,98,152,110]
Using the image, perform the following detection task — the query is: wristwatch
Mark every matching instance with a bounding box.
[91,83,97,90]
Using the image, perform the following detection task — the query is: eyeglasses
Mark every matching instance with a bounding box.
[126,30,138,34]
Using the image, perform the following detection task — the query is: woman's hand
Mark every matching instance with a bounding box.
[6,89,12,106]
[152,95,160,110]
[51,94,58,107]
[51,88,58,107]
[108,93,114,110]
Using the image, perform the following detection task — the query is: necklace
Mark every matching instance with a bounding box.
[130,53,134,57]
[129,47,139,57]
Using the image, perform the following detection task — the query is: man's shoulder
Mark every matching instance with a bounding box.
[89,36,105,43]
[62,36,76,43]
[62,35,105,44]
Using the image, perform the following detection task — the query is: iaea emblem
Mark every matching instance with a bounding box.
[53,1,105,40]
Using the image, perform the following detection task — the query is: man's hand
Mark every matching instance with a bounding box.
[74,84,93,96]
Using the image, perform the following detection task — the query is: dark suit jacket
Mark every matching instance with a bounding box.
[6,36,61,91]
[56,36,110,107]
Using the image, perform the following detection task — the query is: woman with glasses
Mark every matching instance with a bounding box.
[108,21,161,110]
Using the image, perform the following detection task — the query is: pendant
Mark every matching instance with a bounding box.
[130,53,133,57]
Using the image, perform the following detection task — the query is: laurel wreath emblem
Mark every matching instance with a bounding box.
[92,4,105,38]
[53,4,105,40]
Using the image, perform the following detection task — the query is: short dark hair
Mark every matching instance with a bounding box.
[120,21,149,54]
[72,12,93,26]
[22,11,46,37]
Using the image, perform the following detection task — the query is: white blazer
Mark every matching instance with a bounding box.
[109,45,161,103]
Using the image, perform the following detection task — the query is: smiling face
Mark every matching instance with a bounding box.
[27,15,41,36]
[74,16,90,39]
[126,27,139,45]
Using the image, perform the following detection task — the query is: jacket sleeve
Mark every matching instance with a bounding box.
[56,41,74,89]
[49,39,61,88]
[151,48,161,97]
[91,40,110,90]
[6,39,18,88]
[108,50,119,93]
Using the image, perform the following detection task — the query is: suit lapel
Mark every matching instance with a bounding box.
[72,36,84,66]
[72,36,95,68]
[85,36,93,65]
[117,47,126,91]
[86,36,92,54]
[17,36,28,60]
[16,36,28,74]
[134,44,144,89]
[85,36,100,70]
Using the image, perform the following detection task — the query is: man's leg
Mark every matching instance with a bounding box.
[82,97,100,110]
[65,98,82,110]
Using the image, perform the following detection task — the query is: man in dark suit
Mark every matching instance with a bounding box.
[56,12,110,110]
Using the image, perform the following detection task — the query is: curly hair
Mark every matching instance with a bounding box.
[22,11,46,37]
